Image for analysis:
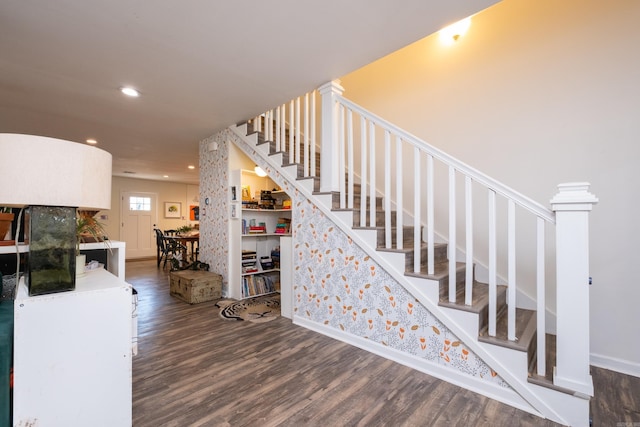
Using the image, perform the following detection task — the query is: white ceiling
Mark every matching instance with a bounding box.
[0,0,497,184]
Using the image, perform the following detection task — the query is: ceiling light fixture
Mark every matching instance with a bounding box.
[120,87,140,97]
[254,165,267,177]
[86,138,97,145]
[439,17,471,45]
[188,165,195,170]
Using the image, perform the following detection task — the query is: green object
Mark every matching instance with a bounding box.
[0,300,14,427]
[26,206,76,296]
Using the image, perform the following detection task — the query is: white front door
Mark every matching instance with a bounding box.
[120,192,158,259]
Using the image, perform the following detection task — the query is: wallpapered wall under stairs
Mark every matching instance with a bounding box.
[199,128,509,389]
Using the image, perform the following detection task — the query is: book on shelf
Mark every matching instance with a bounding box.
[242,274,277,297]
[259,256,274,270]
[241,250,257,259]
[274,217,291,234]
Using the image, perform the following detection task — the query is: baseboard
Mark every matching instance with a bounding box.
[591,353,640,378]
[293,315,540,418]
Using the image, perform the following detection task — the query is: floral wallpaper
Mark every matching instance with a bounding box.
[199,133,230,295]
[203,127,509,388]
[292,197,508,387]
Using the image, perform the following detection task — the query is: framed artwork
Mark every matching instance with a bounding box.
[164,202,181,218]
[231,203,238,219]
[231,185,237,201]
[190,205,199,221]
[241,185,251,201]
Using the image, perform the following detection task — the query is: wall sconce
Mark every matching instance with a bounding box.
[439,17,471,45]
[254,165,267,177]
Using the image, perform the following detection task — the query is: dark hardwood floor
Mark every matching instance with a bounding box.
[127,259,639,426]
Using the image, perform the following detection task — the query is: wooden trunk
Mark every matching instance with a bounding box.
[169,270,222,304]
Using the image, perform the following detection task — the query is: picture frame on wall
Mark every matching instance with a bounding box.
[231,203,238,219]
[164,202,181,218]
[231,185,237,201]
[241,185,251,201]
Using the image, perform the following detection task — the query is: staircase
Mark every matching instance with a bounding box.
[229,82,597,426]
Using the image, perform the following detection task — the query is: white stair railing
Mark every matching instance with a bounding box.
[246,80,597,393]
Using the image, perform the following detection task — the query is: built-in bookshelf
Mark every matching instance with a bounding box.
[230,168,291,299]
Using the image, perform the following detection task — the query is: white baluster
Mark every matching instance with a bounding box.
[488,189,497,337]
[360,117,367,228]
[427,154,434,275]
[449,166,457,303]
[347,109,354,210]
[310,91,316,178]
[369,121,376,228]
[465,176,473,306]
[384,130,391,249]
[508,199,516,341]
[536,217,546,377]
[289,100,294,165]
[339,105,346,209]
[395,135,403,250]
[280,104,286,155]
[414,146,421,273]
[304,93,309,177]
[295,97,301,165]
[275,106,280,152]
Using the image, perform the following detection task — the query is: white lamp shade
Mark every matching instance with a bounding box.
[0,133,112,209]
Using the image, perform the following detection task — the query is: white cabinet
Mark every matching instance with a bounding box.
[13,268,132,427]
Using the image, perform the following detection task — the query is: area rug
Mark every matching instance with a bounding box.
[216,294,280,323]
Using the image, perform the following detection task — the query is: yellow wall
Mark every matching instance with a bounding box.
[340,0,640,373]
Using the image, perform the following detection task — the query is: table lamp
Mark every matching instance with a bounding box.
[0,134,112,296]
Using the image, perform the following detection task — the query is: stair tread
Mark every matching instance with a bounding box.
[405,261,464,281]
[526,333,575,395]
[478,307,536,352]
[438,281,507,315]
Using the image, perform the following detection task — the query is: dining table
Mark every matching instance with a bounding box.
[165,234,199,261]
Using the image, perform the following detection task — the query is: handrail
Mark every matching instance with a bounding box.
[337,96,555,224]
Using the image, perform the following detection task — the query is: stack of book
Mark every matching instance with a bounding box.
[248,224,266,234]
[241,250,258,273]
[274,217,291,234]
[242,219,267,234]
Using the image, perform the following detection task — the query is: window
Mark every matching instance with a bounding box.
[129,196,151,211]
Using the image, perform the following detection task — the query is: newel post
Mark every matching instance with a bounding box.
[318,80,344,193]
[550,182,598,396]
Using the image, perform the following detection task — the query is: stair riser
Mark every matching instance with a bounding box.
[376,227,420,248]
[404,245,448,270]
[352,210,396,228]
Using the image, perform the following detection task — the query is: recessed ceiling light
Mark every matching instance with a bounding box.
[86,138,98,145]
[188,165,195,170]
[120,87,140,97]
[163,175,169,178]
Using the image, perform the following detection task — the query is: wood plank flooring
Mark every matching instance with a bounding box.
[127,259,639,426]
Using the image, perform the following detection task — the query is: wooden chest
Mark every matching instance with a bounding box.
[169,270,222,304]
